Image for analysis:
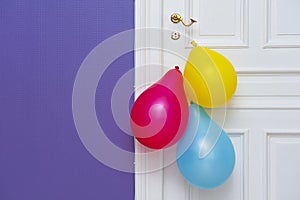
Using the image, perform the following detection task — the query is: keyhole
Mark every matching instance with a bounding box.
[171,32,180,40]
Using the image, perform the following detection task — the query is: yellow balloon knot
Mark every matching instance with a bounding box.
[191,40,198,47]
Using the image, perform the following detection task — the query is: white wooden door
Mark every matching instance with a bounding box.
[135,0,300,200]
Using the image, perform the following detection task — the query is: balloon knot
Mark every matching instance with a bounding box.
[191,40,198,47]
[174,66,181,74]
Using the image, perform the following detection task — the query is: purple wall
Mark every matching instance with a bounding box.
[0,1,134,199]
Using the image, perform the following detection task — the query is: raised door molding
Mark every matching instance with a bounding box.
[263,130,300,200]
[230,69,300,109]
[264,0,300,48]
[186,0,249,48]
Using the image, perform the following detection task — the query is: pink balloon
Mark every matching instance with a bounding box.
[130,67,189,149]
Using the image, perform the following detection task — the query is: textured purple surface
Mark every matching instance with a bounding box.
[0,1,134,199]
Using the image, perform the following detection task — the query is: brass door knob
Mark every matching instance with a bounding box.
[171,13,197,27]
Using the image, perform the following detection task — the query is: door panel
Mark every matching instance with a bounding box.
[192,0,248,47]
[267,132,300,200]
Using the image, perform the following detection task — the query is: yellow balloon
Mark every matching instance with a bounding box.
[184,44,237,108]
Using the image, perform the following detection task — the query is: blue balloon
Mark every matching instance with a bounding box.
[176,103,235,189]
